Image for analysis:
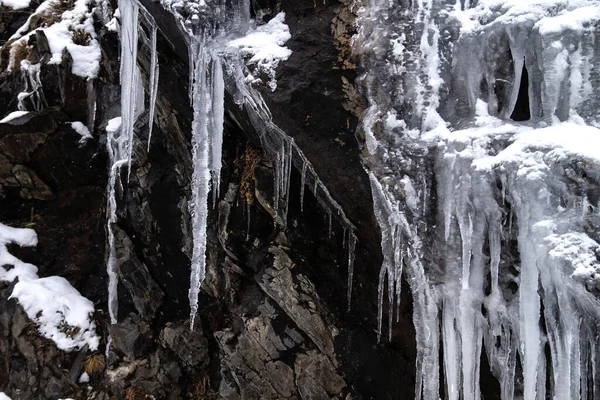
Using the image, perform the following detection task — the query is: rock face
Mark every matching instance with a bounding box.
[0,1,416,399]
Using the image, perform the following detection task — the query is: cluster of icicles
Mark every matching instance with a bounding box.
[358,0,600,399]
[107,0,357,330]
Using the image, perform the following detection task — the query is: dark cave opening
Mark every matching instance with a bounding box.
[510,63,531,121]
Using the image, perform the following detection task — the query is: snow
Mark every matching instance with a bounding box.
[474,122,600,171]
[106,116,122,133]
[71,121,93,142]
[79,371,90,383]
[0,222,99,351]
[8,0,101,78]
[227,12,292,90]
[0,110,28,123]
[547,232,600,281]
[0,393,12,400]
[11,276,99,351]
[0,0,29,9]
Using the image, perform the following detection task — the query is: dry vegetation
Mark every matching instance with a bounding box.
[124,386,153,400]
[70,27,91,45]
[194,376,213,400]
[28,0,75,29]
[10,39,32,70]
[239,144,263,205]
[84,354,105,377]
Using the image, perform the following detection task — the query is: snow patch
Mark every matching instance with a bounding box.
[0,222,99,351]
[8,0,101,78]
[11,276,99,351]
[0,110,29,123]
[71,121,93,142]
[0,0,30,9]
[227,12,292,90]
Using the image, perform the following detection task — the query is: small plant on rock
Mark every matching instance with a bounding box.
[70,27,91,45]
[84,354,105,377]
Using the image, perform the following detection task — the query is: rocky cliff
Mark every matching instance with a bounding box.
[0,1,417,399]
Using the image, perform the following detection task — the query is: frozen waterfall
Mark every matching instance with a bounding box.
[358,0,600,399]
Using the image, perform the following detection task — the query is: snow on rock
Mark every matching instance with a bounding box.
[0,222,99,351]
[11,276,99,351]
[0,223,39,282]
[0,393,12,400]
[227,12,292,90]
[71,121,93,142]
[0,0,30,9]
[106,116,122,134]
[474,122,600,171]
[0,110,29,123]
[547,232,600,282]
[78,371,90,383]
[7,0,101,79]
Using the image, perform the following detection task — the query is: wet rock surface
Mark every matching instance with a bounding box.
[0,1,416,399]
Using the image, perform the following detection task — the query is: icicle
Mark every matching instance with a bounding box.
[188,39,212,330]
[347,232,356,311]
[283,137,293,220]
[118,0,140,181]
[211,54,224,205]
[273,149,281,220]
[147,23,159,152]
[394,227,403,322]
[300,160,307,213]
[377,265,387,343]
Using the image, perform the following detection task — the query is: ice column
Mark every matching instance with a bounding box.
[187,36,225,329]
[118,0,140,180]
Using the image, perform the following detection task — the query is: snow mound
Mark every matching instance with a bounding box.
[0,0,30,9]
[0,222,99,351]
[547,232,600,282]
[11,276,99,351]
[227,12,292,91]
[71,121,93,142]
[7,0,101,79]
[0,111,29,123]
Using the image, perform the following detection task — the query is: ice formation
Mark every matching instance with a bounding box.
[105,0,160,326]
[138,5,159,152]
[186,35,223,329]
[358,0,600,398]
[0,222,99,351]
[105,116,124,325]
[167,2,358,327]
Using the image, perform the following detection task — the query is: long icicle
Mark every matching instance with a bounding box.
[147,23,159,152]
[188,38,212,330]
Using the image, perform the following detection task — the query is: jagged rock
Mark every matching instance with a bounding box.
[12,164,53,200]
[113,226,164,319]
[159,320,209,369]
